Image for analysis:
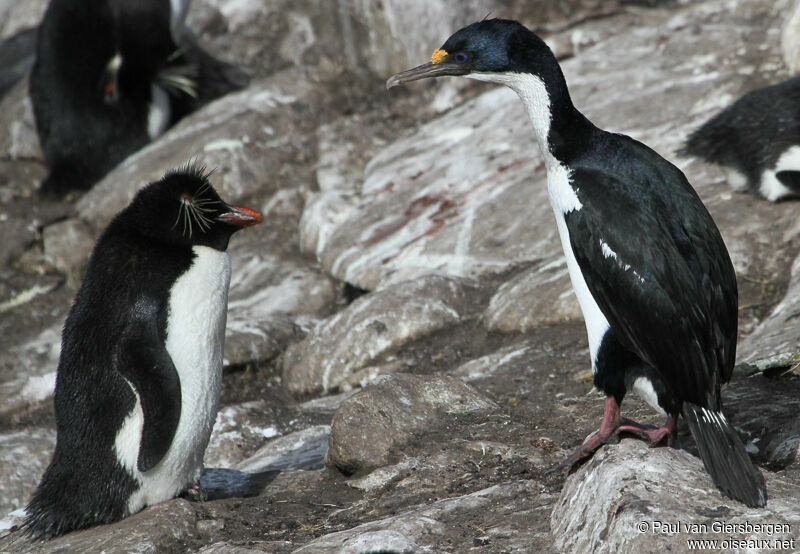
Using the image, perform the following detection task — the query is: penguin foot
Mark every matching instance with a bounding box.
[180,482,207,502]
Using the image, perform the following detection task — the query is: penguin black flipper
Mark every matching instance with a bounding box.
[117,295,181,472]
[564,145,737,404]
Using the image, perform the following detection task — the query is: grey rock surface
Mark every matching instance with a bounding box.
[552,440,800,553]
[282,275,481,394]
[327,373,498,475]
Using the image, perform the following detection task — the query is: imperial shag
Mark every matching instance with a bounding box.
[681,76,800,202]
[387,18,766,507]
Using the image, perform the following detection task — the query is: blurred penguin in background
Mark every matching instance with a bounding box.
[30,0,249,197]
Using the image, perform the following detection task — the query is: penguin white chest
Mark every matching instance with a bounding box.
[121,245,231,513]
[546,165,610,370]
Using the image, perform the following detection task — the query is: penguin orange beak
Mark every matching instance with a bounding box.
[217,205,263,227]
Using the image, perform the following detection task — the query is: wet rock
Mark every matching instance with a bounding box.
[282,275,481,395]
[0,80,40,161]
[552,440,800,553]
[326,373,498,475]
[0,326,59,419]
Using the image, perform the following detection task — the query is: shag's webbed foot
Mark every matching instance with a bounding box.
[546,397,677,474]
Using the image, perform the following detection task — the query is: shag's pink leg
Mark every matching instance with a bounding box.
[547,399,678,474]
[546,396,622,473]
[616,415,677,446]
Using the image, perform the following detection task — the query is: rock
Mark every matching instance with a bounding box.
[281,275,481,394]
[19,498,198,554]
[302,85,557,291]
[0,428,54,517]
[483,260,581,332]
[552,440,800,553]
[782,0,800,73]
[738,253,800,362]
[224,250,339,365]
[234,425,330,473]
[0,0,47,39]
[326,373,498,475]
[41,219,93,287]
[188,0,492,80]
[0,326,60,419]
[293,480,552,553]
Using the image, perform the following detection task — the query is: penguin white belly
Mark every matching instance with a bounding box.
[546,164,610,371]
[117,245,231,514]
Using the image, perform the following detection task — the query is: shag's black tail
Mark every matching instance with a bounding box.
[683,403,767,507]
[196,468,278,501]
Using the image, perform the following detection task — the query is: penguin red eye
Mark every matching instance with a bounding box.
[454,52,469,64]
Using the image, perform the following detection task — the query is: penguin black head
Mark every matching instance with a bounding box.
[120,164,262,251]
[386,19,561,90]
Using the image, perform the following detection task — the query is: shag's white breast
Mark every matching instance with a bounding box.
[547,165,610,371]
[116,245,231,514]
[468,70,611,369]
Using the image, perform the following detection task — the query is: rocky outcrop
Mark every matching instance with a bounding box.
[552,440,800,553]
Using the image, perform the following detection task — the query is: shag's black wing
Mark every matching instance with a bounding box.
[116,295,181,472]
[565,135,737,409]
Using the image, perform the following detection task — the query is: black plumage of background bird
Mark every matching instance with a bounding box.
[680,75,800,202]
[29,0,249,197]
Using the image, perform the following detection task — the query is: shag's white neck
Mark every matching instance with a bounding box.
[467,71,557,168]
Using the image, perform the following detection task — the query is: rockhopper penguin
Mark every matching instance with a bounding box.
[680,75,800,202]
[23,165,262,540]
[387,19,767,507]
[30,0,249,196]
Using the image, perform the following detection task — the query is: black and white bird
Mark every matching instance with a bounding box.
[387,18,767,507]
[30,0,248,196]
[23,165,263,540]
[680,75,800,202]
